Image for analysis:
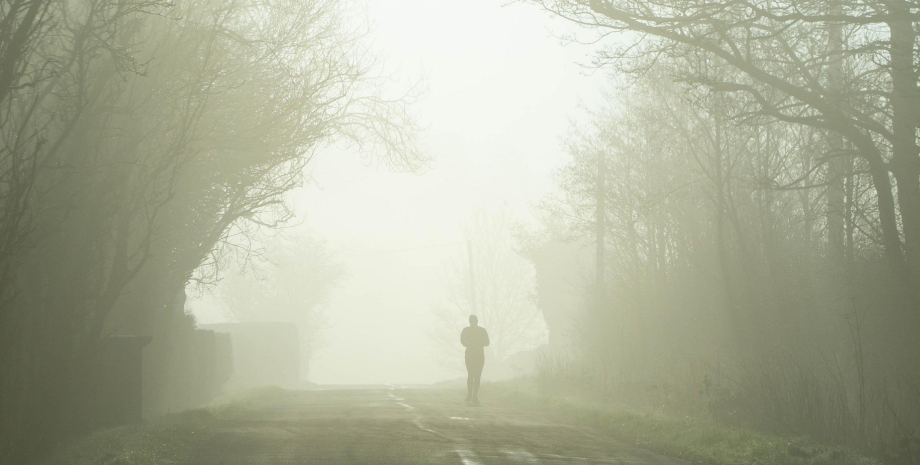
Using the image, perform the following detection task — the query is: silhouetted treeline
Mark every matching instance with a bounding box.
[0,0,419,462]
[524,0,920,461]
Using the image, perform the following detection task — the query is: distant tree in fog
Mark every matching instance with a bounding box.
[430,208,546,370]
[218,237,345,375]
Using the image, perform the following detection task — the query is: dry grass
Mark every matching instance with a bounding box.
[491,380,882,465]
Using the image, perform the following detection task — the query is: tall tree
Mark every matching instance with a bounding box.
[0,0,422,460]
[531,0,920,296]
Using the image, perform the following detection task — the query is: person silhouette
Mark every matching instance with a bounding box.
[460,315,489,405]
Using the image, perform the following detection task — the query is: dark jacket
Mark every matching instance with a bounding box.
[461,325,490,355]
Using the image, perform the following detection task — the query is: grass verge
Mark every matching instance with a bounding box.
[489,380,881,465]
[38,387,290,465]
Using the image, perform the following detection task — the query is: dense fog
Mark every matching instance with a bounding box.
[2,0,919,464]
[187,1,599,384]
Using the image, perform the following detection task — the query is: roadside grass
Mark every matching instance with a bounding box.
[489,380,881,465]
[39,387,290,465]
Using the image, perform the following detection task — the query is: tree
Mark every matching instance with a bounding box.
[532,46,920,451]
[218,236,344,377]
[0,0,423,460]
[530,0,920,298]
[431,208,546,370]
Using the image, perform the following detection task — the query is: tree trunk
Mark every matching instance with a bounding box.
[596,150,606,312]
[826,1,847,267]
[886,8,920,285]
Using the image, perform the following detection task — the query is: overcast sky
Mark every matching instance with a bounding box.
[191,0,606,385]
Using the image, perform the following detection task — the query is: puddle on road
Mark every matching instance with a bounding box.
[502,450,540,464]
[455,449,484,465]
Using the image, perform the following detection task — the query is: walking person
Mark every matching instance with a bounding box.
[461,315,489,405]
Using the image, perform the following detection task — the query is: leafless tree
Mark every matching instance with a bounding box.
[531,0,920,298]
[0,0,423,460]
[217,236,345,377]
[431,208,546,370]
[532,32,920,452]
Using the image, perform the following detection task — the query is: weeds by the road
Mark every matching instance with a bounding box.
[38,387,290,465]
[490,381,881,465]
[39,411,207,465]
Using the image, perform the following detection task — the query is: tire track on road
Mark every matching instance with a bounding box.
[386,387,675,465]
[387,387,491,464]
[386,387,565,465]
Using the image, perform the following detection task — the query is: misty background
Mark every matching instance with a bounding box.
[4,0,920,463]
[189,0,605,385]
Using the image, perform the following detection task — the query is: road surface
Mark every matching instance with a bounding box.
[185,387,686,464]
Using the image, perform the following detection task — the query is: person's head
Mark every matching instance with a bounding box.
[469,315,478,327]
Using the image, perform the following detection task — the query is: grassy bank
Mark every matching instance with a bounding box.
[37,387,289,465]
[489,380,881,465]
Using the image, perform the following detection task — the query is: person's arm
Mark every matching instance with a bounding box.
[460,327,469,347]
[482,328,490,347]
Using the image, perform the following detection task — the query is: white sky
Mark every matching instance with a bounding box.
[191,0,606,385]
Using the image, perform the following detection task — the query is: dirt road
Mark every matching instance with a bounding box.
[184,387,686,464]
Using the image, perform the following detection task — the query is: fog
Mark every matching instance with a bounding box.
[3,0,920,463]
[190,0,604,385]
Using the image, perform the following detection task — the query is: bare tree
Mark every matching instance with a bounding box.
[0,0,423,459]
[431,208,546,370]
[217,236,345,377]
[530,0,920,297]
[532,34,920,451]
